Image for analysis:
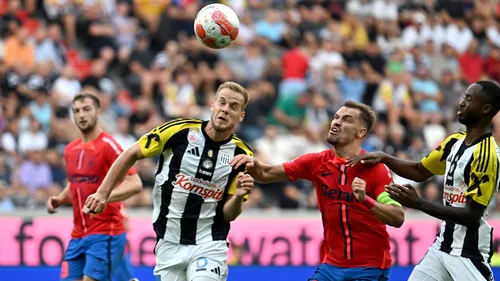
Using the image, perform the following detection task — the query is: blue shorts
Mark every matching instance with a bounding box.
[61,233,127,281]
[309,263,390,281]
[113,252,135,281]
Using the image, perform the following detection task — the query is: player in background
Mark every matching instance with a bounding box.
[231,100,405,281]
[84,82,255,281]
[348,81,500,281]
[47,93,143,281]
[113,206,139,281]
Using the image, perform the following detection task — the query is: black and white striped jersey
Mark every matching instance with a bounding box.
[421,132,500,262]
[138,119,253,245]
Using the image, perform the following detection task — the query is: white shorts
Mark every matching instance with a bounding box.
[154,239,229,281]
[409,246,494,281]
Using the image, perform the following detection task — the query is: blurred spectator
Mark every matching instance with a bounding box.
[18,119,48,154]
[255,10,287,43]
[35,23,67,72]
[0,180,14,213]
[428,42,459,81]
[445,17,473,54]
[113,117,137,150]
[52,64,82,108]
[411,67,443,123]
[29,87,51,132]
[17,150,52,194]
[459,39,484,84]
[4,27,35,71]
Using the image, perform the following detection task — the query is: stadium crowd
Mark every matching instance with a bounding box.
[1,0,500,213]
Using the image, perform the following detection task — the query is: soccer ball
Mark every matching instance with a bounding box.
[194,4,239,49]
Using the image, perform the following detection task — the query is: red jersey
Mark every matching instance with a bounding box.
[64,132,137,238]
[283,150,393,269]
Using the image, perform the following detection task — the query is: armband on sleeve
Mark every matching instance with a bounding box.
[376,191,402,207]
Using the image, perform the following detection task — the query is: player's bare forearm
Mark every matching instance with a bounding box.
[250,160,288,184]
[223,194,245,221]
[58,183,72,205]
[381,155,433,182]
[108,173,143,202]
[417,198,484,228]
[370,203,405,228]
[97,143,144,200]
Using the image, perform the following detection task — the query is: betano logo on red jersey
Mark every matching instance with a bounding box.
[172,174,225,200]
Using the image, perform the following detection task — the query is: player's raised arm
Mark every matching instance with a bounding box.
[347,133,467,182]
[230,154,289,184]
[347,151,433,182]
[100,137,143,203]
[84,119,191,213]
[389,136,499,227]
[84,142,146,213]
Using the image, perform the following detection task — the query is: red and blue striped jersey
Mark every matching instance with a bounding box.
[283,149,393,269]
[64,132,137,238]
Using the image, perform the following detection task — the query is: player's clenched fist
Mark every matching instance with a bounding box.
[235,172,254,198]
[352,177,367,202]
[83,191,108,215]
[230,154,255,170]
[47,195,63,214]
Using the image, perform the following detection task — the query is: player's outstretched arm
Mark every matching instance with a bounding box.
[107,173,143,202]
[347,152,433,182]
[47,183,72,214]
[352,178,404,227]
[230,154,289,184]
[84,143,146,214]
[223,172,254,221]
[386,183,485,228]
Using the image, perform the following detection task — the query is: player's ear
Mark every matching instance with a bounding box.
[482,104,492,115]
[238,110,245,122]
[357,128,367,138]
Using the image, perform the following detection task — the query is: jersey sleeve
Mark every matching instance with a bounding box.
[369,163,402,207]
[370,163,393,198]
[138,119,202,158]
[421,132,466,175]
[103,136,137,175]
[227,137,254,200]
[465,137,499,207]
[283,153,320,182]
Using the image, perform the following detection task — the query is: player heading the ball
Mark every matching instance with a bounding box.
[84,82,255,281]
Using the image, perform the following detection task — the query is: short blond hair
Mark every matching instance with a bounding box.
[216,81,250,109]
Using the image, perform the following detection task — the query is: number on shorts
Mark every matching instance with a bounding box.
[196,257,208,271]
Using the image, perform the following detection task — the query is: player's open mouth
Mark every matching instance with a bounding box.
[217,116,227,122]
[330,127,340,134]
[457,108,464,115]
[79,121,88,126]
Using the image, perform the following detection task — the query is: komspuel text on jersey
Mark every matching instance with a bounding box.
[173,174,224,200]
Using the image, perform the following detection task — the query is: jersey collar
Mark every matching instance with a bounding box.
[201,121,233,145]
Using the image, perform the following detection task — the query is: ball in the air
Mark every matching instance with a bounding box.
[194,4,239,49]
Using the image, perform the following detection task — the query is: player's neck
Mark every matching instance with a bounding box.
[204,121,232,142]
[81,127,103,143]
[465,123,491,145]
[334,144,362,159]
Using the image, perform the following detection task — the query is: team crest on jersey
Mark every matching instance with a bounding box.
[188,132,197,143]
[219,152,231,165]
[202,159,213,169]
